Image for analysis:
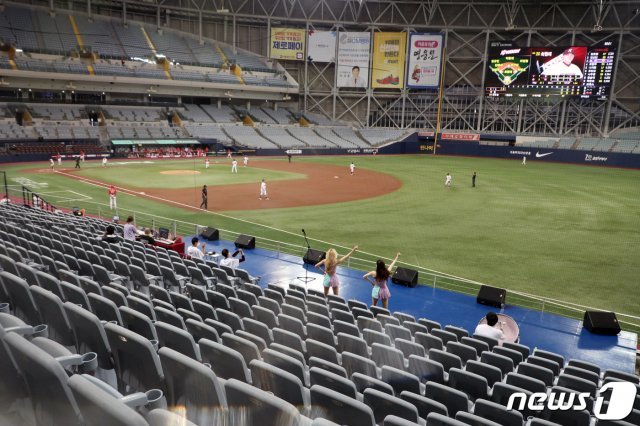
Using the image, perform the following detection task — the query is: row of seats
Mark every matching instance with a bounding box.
[1,204,639,425]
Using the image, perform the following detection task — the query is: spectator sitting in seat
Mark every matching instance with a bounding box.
[474,312,504,341]
[187,237,206,260]
[220,248,245,270]
[138,228,155,245]
[102,225,119,244]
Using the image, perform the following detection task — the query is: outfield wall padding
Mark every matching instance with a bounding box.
[429,140,640,169]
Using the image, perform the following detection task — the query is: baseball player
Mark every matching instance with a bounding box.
[57,153,62,166]
[226,149,232,159]
[445,173,452,188]
[231,159,238,173]
[243,156,248,167]
[205,158,210,169]
[259,179,269,200]
[102,157,108,167]
[50,158,54,170]
[522,156,527,165]
[108,185,117,210]
[349,162,356,175]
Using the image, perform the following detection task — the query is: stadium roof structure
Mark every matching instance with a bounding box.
[76,0,640,31]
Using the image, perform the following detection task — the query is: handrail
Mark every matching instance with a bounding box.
[16,188,638,333]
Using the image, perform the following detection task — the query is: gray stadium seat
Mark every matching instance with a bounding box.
[533,349,564,368]
[243,317,273,344]
[199,338,251,382]
[424,381,469,417]
[474,399,524,426]
[104,322,164,393]
[480,351,514,376]
[310,366,357,399]
[455,412,502,426]
[185,319,220,343]
[363,388,420,425]
[67,374,148,426]
[471,334,499,350]
[156,321,201,361]
[253,305,279,329]
[221,332,261,365]
[516,362,554,387]
[505,372,547,393]
[383,415,421,426]
[381,365,422,395]
[358,316,384,333]
[273,327,306,355]
[158,346,228,425]
[408,355,445,384]
[307,323,336,348]
[446,341,477,365]
[3,332,82,425]
[400,391,449,420]
[364,328,392,347]
[88,293,123,324]
[352,372,395,396]
[425,412,467,426]
[309,356,348,378]
[431,328,458,346]
[395,338,426,359]
[225,378,303,426]
[30,285,75,347]
[493,346,523,366]
[415,332,444,352]
[342,351,378,378]
[119,306,157,341]
[263,347,308,387]
[250,359,309,412]
[444,325,469,341]
[306,338,339,364]
[429,348,462,373]
[372,342,406,371]
[466,360,503,387]
[448,367,489,401]
[526,355,561,376]
[310,385,376,426]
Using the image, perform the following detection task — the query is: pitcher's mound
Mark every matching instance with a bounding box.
[160,170,200,175]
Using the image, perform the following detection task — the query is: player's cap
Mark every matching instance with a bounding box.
[563,48,575,55]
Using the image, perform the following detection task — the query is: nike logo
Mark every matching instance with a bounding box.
[536,152,553,158]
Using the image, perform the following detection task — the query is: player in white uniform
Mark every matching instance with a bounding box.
[50,158,54,170]
[102,157,108,167]
[259,179,269,200]
[522,156,527,165]
[243,156,248,167]
[349,162,356,175]
[541,48,583,79]
[231,159,238,173]
[205,159,210,169]
[445,173,452,187]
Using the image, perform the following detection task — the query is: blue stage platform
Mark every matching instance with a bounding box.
[195,237,637,374]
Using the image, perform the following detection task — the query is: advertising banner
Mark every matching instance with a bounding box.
[270,28,305,61]
[372,32,407,88]
[308,30,337,62]
[407,33,444,88]
[337,32,371,88]
[441,133,480,141]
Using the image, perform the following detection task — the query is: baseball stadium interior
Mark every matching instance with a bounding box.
[0,0,639,425]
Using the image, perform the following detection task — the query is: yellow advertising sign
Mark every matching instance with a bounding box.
[372,32,407,89]
[270,28,305,61]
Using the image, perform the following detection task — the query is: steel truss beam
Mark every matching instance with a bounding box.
[25,0,640,135]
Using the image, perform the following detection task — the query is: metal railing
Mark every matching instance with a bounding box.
[11,190,639,334]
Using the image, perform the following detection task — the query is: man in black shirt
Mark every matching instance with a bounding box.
[75,156,81,169]
[200,185,208,209]
[138,228,155,245]
[472,172,477,188]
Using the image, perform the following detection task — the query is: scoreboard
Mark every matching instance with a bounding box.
[485,41,616,99]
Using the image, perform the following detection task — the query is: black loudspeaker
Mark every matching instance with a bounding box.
[303,248,325,265]
[15,111,23,126]
[583,311,620,335]
[234,234,255,249]
[391,267,418,288]
[201,227,219,241]
[477,285,506,308]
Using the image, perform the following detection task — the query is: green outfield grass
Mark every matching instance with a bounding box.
[3,155,639,319]
[75,159,304,188]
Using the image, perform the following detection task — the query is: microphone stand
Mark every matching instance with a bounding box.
[296,229,316,287]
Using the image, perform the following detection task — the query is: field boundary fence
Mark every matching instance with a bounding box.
[4,172,638,334]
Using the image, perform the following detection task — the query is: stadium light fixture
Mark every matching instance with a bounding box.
[0,78,9,86]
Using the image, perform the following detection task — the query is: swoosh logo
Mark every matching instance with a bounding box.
[536,152,553,158]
